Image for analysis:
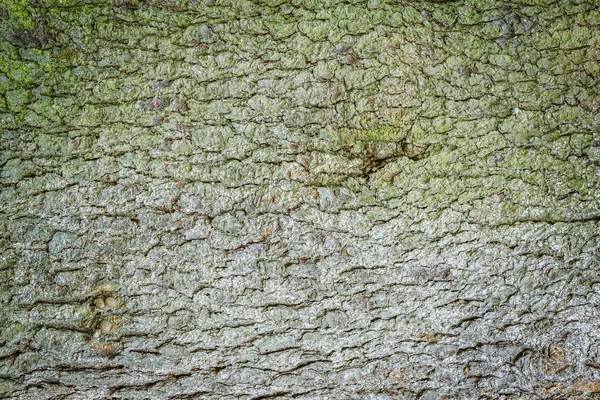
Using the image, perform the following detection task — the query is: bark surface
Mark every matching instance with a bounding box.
[1,0,600,398]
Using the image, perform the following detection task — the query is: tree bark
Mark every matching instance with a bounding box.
[1,0,600,398]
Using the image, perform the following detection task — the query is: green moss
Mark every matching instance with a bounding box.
[45,0,80,6]
[1,0,87,28]
[54,46,76,66]
[298,20,331,42]
[0,0,36,31]
[264,14,296,39]
[23,109,50,127]
[0,57,36,87]
[402,5,424,24]
[5,88,30,110]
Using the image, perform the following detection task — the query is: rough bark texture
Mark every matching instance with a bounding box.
[1,0,600,398]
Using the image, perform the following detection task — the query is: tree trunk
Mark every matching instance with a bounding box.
[1,0,600,398]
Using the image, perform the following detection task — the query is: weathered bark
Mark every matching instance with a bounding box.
[1,0,600,398]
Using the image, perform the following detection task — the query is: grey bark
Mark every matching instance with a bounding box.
[1,0,600,398]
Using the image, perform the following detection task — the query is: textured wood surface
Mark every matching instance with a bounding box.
[1,0,600,398]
